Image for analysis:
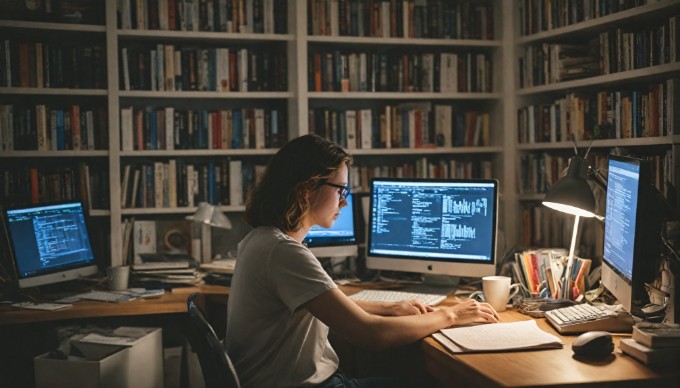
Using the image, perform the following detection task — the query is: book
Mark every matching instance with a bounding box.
[200,258,236,274]
[632,322,680,348]
[434,320,563,353]
[133,220,157,263]
[619,338,680,367]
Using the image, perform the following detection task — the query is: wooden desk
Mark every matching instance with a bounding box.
[3,284,678,387]
[0,285,228,326]
[0,285,229,388]
[421,303,680,387]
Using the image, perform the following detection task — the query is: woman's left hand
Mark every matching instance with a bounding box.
[389,299,434,316]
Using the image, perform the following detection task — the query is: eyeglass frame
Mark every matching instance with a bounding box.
[323,182,351,200]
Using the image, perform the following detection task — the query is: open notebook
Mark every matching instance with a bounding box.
[433,320,563,353]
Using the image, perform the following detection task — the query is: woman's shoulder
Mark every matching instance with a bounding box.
[242,226,301,251]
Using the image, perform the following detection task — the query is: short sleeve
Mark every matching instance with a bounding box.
[267,240,337,312]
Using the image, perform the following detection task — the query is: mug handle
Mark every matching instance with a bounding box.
[508,283,520,301]
[468,291,485,302]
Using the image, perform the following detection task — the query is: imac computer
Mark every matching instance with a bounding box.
[602,155,664,313]
[366,178,498,282]
[304,193,358,258]
[2,201,99,288]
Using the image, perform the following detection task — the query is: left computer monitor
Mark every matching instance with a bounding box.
[303,194,358,258]
[3,201,98,288]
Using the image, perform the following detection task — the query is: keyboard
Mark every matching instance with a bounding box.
[349,289,447,306]
[545,303,634,334]
[75,291,136,303]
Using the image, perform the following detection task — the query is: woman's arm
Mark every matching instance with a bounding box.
[304,288,498,351]
[354,299,433,316]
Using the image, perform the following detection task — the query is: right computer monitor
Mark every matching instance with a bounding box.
[602,154,663,313]
[366,178,498,279]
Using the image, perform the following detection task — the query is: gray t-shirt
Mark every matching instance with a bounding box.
[226,226,339,387]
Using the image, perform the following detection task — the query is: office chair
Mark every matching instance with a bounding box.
[183,293,241,388]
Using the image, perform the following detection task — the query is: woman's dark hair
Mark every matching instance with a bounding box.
[244,134,352,232]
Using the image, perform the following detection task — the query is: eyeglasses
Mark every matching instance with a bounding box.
[324,182,351,200]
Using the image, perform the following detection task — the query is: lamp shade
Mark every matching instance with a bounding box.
[542,156,597,218]
[186,202,232,229]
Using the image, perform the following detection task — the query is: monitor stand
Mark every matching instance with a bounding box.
[403,275,460,296]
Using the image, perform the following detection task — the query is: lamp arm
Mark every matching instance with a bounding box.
[587,166,608,192]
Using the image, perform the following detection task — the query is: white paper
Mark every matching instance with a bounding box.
[439,320,563,352]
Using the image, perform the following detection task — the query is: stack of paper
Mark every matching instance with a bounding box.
[433,320,563,353]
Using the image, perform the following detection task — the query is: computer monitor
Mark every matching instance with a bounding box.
[304,193,358,258]
[366,178,498,280]
[602,155,664,313]
[2,201,99,288]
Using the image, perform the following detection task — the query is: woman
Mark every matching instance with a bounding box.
[226,134,499,387]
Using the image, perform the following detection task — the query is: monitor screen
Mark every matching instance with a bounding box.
[304,193,358,258]
[366,178,498,278]
[603,156,640,283]
[3,201,98,288]
[602,155,663,312]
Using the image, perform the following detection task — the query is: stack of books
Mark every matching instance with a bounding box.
[619,322,680,367]
[131,253,204,288]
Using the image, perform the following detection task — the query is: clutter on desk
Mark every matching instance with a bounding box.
[130,253,204,288]
[200,258,236,274]
[11,301,72,310]
[203,273,232,286]
[619,324,680,367]
[513,248,593,301]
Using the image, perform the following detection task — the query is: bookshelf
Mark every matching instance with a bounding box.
[2,1,678,270]
[514,0,680,257]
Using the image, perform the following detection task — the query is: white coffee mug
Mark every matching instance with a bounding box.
[107,265,130,291]
[482,275,519,312]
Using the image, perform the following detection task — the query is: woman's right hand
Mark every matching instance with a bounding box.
[444,299,500,326]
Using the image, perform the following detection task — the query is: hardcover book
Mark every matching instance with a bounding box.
[619,338,680,366]
[632,322,680,348]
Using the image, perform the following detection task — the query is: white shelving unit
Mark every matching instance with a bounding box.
[513,0,680,254]
[3,0,677,268]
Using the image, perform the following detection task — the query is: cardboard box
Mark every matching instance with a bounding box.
[34,327,163,388]
[163,346,183,388]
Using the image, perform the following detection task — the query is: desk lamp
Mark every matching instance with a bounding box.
[186,202,232,263]
[542,156,598,300]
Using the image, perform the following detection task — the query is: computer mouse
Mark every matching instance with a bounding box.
[571,331,614,357]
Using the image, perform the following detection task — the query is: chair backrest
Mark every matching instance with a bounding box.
[183,293,241,388]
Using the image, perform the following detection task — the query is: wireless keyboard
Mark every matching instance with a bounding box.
[76,291,136,303]
[545,303,634,334]
[349,289,447,306]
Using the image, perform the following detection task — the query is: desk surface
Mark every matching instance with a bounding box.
[1,284,678,386]
[421,302,679,387]
[0,285,228,325]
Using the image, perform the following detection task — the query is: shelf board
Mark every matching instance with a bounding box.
[307,35,500,47]
[308,91,501,100]
[0,150,108,158]
[0,20,106,32]
[516,136,678,151]
[118,90,293,99]
[350,146,503,156]
[516,0,680,45]
[517,62,680,96]
[89,209,111,217]
[117,29,294,42]
[121,205,245,215]
[0,87,108,96]
[517,194,546,202]
[120,149,277,157]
